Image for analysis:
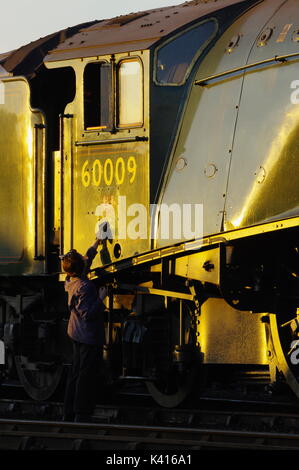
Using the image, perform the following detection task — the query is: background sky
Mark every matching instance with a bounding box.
[0,0,182,53]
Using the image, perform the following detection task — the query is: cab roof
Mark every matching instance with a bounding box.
[45,0,259,61]
[0,0,261,76]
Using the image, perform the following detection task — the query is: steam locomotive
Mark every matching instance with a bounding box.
[1,0,299,407]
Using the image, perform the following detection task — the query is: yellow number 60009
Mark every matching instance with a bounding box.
[81,156,137,187]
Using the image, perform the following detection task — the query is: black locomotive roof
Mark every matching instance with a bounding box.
[0,0,260,76]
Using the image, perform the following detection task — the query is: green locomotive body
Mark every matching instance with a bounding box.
[1,0,299,406]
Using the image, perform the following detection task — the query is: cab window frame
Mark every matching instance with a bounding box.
[153,18,219,87]
[116,57,144,130]
[83,59,113,132]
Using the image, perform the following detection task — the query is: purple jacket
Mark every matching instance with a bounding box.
[65,246,105,345]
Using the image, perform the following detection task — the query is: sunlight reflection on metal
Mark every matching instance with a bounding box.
[230,103,299,229]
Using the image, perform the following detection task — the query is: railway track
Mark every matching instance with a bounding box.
[1,396,299,450]
[2,416,299,451]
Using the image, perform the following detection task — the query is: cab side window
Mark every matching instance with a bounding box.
[84,62,112,130]
[155,19,218,85]
[118,60,143,128]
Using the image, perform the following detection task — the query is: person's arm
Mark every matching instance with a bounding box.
[83,239,101,275]
[90,239,101,251]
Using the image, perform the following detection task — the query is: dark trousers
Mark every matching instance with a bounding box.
[64,340,102,417]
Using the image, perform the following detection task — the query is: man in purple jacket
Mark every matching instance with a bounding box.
[61,239,106,422]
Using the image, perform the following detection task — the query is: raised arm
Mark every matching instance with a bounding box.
[83,239,101,275]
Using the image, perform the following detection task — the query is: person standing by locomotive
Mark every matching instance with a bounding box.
[60,239,107,422]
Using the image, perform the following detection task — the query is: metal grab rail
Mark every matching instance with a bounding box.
[195,51,299,87]
[59,113,73,256]
[75,136,148,147]
[33,123,46,261]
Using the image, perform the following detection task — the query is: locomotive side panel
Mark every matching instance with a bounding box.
[155,0,285,246]
[4,0,299,407]
[74,140,149,263]
[48,51,150,265]
[0,78,46,275]
[199,298,267,364]
[225,0,299,229]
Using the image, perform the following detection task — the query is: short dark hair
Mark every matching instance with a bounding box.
[61,250,85,277]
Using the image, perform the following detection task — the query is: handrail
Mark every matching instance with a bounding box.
[59,114,73,256]
[195,52,299,87]
[33,123,46,261]
[75,136,148,147]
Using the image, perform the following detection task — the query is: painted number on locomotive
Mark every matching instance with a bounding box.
[81,156,137,187]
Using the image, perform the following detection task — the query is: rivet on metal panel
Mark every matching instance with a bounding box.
[255,166,266,184]
[175,157,187,171]
[204,163,217,178]
[292,30,299,43]
[226,35,240,53]
[257,28,273,47]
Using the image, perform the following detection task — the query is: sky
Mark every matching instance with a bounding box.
[0,0,182,53]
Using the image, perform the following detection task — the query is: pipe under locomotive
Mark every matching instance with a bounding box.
[1,0,299,407]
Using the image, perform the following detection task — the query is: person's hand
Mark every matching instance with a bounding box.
[99,286,108,301]
[91,238,101,251]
